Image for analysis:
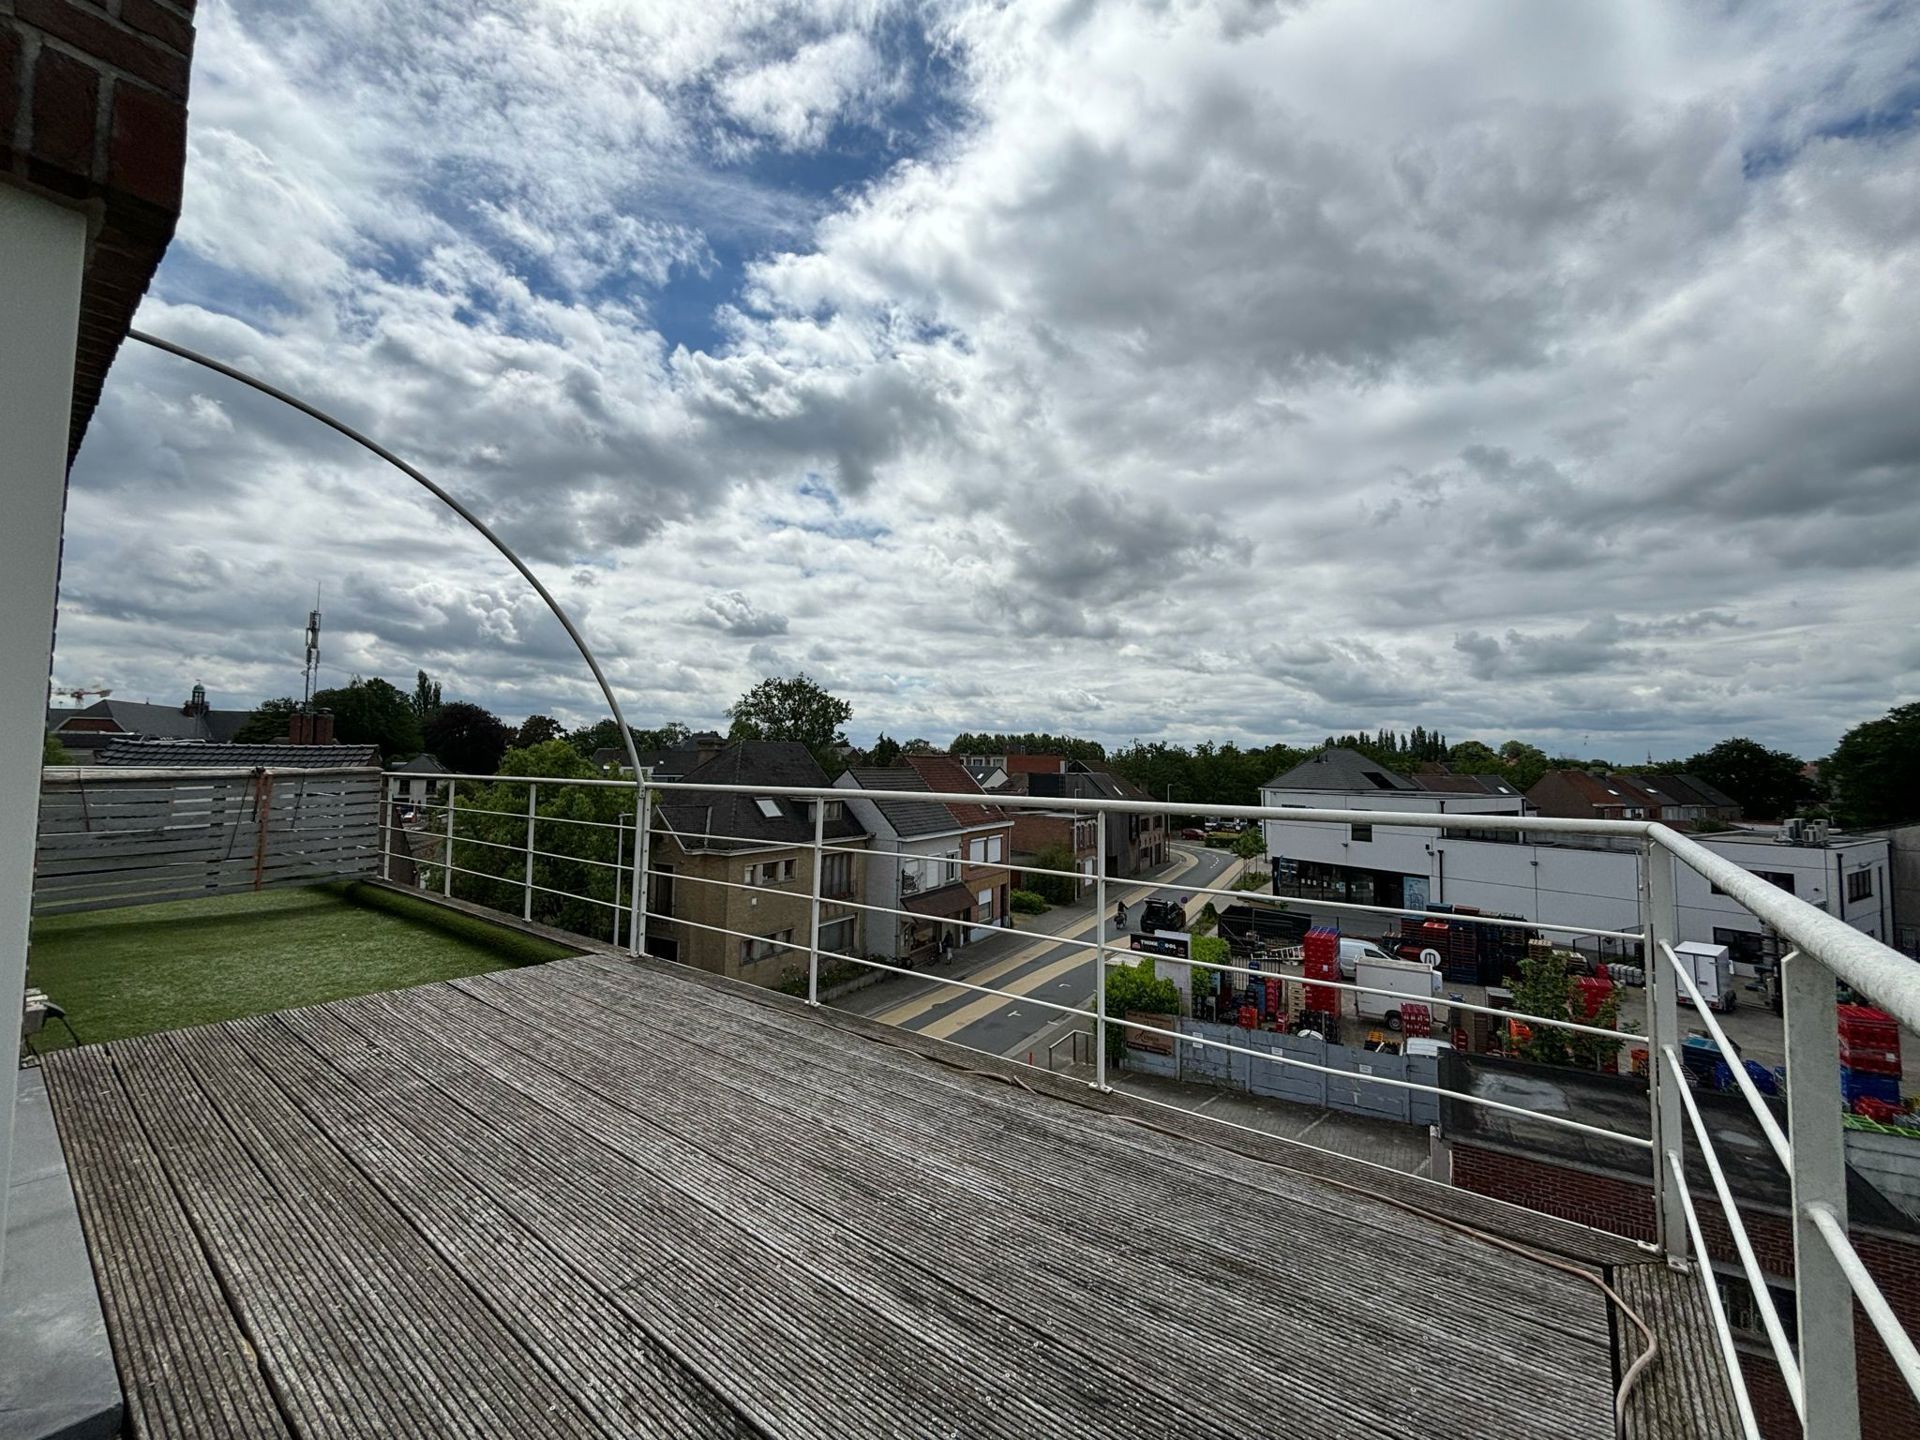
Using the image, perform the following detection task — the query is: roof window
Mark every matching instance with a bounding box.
[754,798,782,818]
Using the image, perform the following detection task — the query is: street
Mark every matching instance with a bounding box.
[836,842,1245,1060]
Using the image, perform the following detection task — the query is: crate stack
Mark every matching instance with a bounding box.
[1573,972,1615,1021]
[1838,1004,1903,1111]
[1303,927,1341,1018]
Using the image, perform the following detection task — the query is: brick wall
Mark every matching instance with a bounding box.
[1453,1140,1920,1439]
[1,0,197,460]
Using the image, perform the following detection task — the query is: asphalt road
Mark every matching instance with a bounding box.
[838,842,1246,1060]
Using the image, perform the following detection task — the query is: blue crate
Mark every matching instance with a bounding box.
[1743,1060,1778,1096]
[1842,1069,1902,1107]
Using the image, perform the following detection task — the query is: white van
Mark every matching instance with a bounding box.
[1336,937,1398,980]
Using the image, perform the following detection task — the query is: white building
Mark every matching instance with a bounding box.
[834,767,1010,959]
[1260,749,1892,954]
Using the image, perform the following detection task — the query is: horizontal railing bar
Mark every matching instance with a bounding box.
[817,890,1102,946]
[442,830,628,873]
[1658,941,1794,1170]
[424,859,623,912]
[639,909,810,960]
[1111,1014,1651,1148]
[1667,1151,1765,1440]
[1652,822,1920,1032]
[1172,950,1640,1042]
[1662,1048,1805,1417]
[1805,1202,1920,1409]
[1131,872,1644,942]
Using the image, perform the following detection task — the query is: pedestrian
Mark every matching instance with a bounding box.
[1115,900,1128,931]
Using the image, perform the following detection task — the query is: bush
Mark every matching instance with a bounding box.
[1189,933,1229,1007]
[1027,841,1080,905]
[1010,890,1048,915]
[1104,955,1181,1057]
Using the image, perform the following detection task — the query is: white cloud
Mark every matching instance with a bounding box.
[51,0,1920,763]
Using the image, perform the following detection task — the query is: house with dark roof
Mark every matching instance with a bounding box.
[1022,762,1168,878]
[648,741,869,982]
[992,773,1100,897]
[389,752,450,810]
[1526,769,1666,822]
[835,766,1017,961]
[46,686,252,756]
[896,755,1016,932]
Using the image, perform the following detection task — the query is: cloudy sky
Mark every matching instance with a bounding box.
[54,0,1920,759]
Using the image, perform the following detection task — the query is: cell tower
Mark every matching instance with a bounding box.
[301,593,322,710]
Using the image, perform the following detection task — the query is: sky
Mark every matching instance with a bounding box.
[51,0,1920,760]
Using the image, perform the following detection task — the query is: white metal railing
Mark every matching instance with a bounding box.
[381,768,1918,1434]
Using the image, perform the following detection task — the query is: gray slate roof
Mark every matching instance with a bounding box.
[656,742,865,852]
[48,699,252,744]
[1263,747,1418,793]
[839,768,962,838]
[391,753,450,774]
[97,740,383,769]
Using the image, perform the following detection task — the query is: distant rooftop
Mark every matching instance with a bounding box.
[1264,747,1420,792]
[96,740,382,769]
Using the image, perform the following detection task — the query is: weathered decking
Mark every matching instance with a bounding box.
[44,953,1725,1438]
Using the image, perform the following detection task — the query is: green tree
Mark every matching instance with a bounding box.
[726,674,852,773]
[1189,933,1229,1008]
[949,731,1107,764]
[232,697,300,743]
[424,701,510,776]
[430,740,634,941]
[312,677,424,760]
[1667,736,1811,820]
[1025,841,1080,905]
[900,737,937,756]
[1232,827,1266,860]
[1825,702,1920,829]
[410,670,443,723]
[42,732,76,765]
[564,719,688,763]
[868,733,901,767]
[515,714,565,749]
[1510,950,1573,1067]
[1497,741,1552,791]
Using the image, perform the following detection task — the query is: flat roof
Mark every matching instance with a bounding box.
[46,953,1725,1437]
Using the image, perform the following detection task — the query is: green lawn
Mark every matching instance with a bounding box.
[26,882,575,1049]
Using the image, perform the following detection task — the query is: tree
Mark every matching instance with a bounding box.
[1232,827,1266,860]
[949,731,1107,764]
[726,674,852,773]
[43,733,76,765]
[232,697,301,743]
[868,733,901,767]
[410,670,443,723]
[564,719,688,763]
[1447,740,1503,773]
[1509,950,1573,1067]
[1103,955,1181,1058]
[1671,736,1811,820]
[1825,702,1920,829]
[515,714,565,749]
[312,677,423,760]
[900,737,937,755]
[424,701,510,775]
[1026,841,1080,905]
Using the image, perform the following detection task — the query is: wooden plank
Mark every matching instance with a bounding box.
[1615,1263,1745,1439]
[40,1046,292,1440]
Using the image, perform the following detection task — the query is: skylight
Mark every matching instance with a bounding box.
[754,798,781,818]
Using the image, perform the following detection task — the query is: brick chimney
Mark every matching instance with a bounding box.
[2,0,197,463]
[287,710,335,746]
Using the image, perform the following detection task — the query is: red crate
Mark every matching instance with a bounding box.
[1838,1004,1899,1045]
[1237,1005,1258,1029]
[1839,1040,1902,1076]
[1305,985,1337,1014]
[1399,1003,1430,1037]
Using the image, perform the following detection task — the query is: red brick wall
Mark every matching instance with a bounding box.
[2,0,197,459]
[1452,1141,1920,1440]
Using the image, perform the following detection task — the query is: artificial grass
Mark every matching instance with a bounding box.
[26,881,576,1050]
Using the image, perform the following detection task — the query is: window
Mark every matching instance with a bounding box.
[648,865,674,918]
[781,857,796,882]
[1847,869,1873,902]
[977,887,994,920]
[821,852,853,898]
[1712,927,1768,968]
[1350,823,1373,843]
[754,797,782,819]
[819,915,857,957]
[1712,870,1795,897]
[986,834,1003,863]
[739,929,796,966]
[969,838,988,862]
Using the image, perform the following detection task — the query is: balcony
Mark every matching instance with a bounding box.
[20,765,1920,1438]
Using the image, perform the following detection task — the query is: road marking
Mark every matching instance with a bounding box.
[871,846,1209,1029]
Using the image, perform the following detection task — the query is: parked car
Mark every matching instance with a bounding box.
[1140,898,1187,933]
[1179,826,1207,840]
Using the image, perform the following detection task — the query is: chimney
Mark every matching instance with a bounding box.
[686,730,726,766]
[287,710,335,745]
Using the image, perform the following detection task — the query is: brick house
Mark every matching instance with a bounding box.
[647,742,868,985]
[992,772,1099,895]
[898,754,1015,937]
[1023,763,1168,878]
[1437,1054,1919,1440]
[1528,769,1743,825]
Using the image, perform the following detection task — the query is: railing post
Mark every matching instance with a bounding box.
[1644,836,1688,1263]
[380,775,392,882]
[1783,949,1861,1439]
[443,778,456,898]
[806,797,826,1005]
[612,813,626,951]
[629,769,649,959]
[522,781,537,922]
[1093,809,1109,1091]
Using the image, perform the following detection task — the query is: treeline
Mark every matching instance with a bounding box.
[948,731,1108,764]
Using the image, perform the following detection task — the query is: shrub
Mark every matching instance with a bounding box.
[1104,955,1181,1057]
[1189,933,1229,1007]
[1010,889,1048,914]
[1027,841,1080,905]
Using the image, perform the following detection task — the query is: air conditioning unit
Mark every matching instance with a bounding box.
[1776,818,1803,845]
[1801,819,1830,847]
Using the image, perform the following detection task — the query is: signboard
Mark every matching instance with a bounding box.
[1129,931,1190,959]
[1124,1011,1178,1055]
[1404,875,1430,911]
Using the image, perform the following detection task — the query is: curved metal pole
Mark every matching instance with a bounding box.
[125,328,645,782]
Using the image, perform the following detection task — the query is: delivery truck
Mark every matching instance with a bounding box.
[1353,953,1447,1031]
[1672,941,1736,1013]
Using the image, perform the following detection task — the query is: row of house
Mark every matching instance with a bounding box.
[1258,748,1894,959]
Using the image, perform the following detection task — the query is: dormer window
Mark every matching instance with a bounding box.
[754,797,782,818]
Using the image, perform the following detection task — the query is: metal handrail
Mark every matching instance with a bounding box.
[1657,940,1793,1169]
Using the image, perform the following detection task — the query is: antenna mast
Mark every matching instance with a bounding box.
[301,589,322,710]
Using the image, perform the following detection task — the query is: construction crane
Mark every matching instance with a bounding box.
[55,686,113,704]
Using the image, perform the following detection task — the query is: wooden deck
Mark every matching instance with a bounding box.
[43,953,1728,1438]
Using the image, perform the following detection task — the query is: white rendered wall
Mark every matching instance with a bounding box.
[0,184,87,1277]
